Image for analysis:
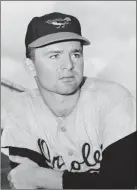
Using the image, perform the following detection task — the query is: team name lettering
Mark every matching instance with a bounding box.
[38,139,101,172]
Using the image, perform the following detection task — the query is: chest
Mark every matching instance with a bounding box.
[29,102,102,172]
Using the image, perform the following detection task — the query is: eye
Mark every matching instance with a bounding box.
[49,54,60,59]
[71,53,82,58]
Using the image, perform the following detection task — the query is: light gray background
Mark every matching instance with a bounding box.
[1,1,136,97]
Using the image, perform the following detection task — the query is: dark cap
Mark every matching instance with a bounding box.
[25,12,90,57]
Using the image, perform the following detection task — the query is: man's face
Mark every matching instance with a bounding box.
[33,41,84,95]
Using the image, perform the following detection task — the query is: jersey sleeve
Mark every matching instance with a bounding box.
[62,88,137,189]
[1,112,39,156]
[62,92,137,188]
[102,92,136,151]
[1,112,50,169]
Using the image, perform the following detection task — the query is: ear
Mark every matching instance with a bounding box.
[25,58,36,77]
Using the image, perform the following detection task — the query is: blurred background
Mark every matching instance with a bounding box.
[1,1,136,188]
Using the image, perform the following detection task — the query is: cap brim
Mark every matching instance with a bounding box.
[28,32,90,48]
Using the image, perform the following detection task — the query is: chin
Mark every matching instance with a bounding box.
[57,84,80,95]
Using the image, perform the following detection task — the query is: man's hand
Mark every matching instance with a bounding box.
[8,155,63,189]
[8,155,39,189]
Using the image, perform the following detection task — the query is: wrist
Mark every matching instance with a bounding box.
[36,167,63,189]
[55,170,63,190]
[35,167,48,188]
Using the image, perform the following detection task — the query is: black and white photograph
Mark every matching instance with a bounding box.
[1,1,136,189]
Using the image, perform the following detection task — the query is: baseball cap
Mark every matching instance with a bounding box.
[25,12,90,57]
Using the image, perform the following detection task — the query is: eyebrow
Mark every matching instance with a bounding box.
[44,50,63,55]
[44,48,83,56]
[71,49,83,54]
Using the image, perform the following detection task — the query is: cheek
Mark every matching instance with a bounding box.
[35,61,58,81]
[75,60,84,74]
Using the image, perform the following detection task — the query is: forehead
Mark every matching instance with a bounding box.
[36,41,82,53]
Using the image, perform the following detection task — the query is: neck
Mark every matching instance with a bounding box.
[35,78,80,118]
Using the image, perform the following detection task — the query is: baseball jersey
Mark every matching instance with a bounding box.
[1,77,136,173]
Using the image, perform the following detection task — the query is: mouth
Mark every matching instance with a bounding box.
[60,76,75,82]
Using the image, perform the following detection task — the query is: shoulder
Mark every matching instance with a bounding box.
[1,89,42,155]
[7,88,40,115]
[1,89,41,143]
[81,78,136,150]
[7,90,31,116]
[81,77,132,109]
[2,88,41,131]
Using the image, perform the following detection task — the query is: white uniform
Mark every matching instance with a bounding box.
[1,77,136,173]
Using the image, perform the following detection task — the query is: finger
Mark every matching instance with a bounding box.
[9,155,37,165]
[9,155,27,163]
[9,181,14,189]
[13,184,36,189]
[7,173,11,181]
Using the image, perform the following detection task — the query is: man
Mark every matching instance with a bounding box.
[1,12,136,189]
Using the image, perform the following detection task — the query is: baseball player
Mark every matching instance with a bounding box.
[1,12,136,189]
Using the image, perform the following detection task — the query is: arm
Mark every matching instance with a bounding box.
[63,93,137,189]
[1,113,54,189]
[1,112,63,189]
[8,133,136,189]
[8,155,63,189]
[63,131,137,189]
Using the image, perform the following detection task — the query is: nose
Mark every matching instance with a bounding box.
[61,56,74,70]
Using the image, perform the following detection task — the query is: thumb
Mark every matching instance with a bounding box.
[9,155,38,166]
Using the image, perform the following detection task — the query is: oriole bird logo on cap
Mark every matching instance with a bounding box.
[45,17,71,29]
